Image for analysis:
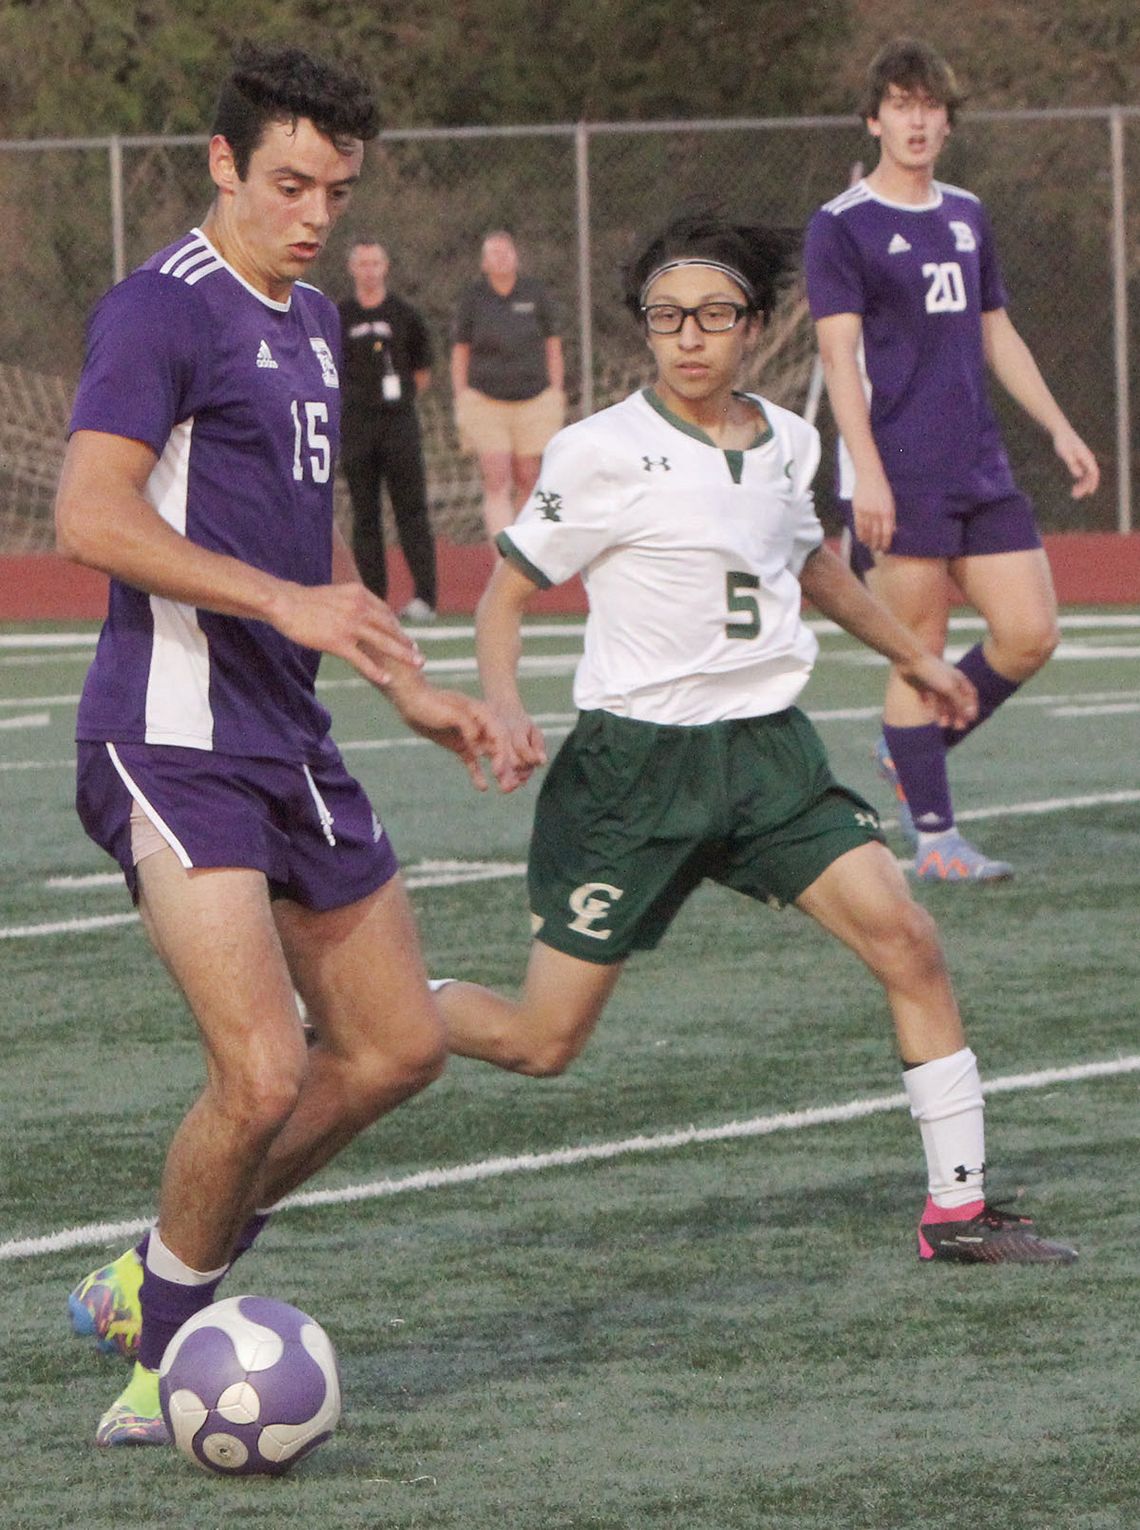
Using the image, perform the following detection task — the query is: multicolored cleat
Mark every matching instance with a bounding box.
[68,1246,143,1360]
[914,831,1013,883]
[918,1198,1077,1264]
[874,738,918,850]
[95,1361,169,1447]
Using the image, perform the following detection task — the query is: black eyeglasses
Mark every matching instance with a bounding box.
[641,301,751,334]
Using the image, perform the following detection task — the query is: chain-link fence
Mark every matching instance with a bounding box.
[2,108,1137,553]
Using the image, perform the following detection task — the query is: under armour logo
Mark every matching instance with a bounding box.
[536,490,563,521]
[953,1162,985,1182]
[642,456,671,472]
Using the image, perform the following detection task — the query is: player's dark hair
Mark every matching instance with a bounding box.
[622,210,797,324]
[212,41,380,178]
[862,37,964,126]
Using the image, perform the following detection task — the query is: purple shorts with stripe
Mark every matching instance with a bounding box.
[839,489,1041,576]
[76,740,399,910]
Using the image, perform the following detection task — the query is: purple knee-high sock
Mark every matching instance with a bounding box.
[137,1259,227,1370]
[882,721,954,834]
[944,643,1022,748]
[134,1211,271,1370]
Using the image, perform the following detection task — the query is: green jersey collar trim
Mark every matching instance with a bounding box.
[640,387,774,451]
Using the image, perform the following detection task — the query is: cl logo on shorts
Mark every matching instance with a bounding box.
[567,882,623,940]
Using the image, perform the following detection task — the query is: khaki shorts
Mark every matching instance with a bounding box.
[455,386,565,457]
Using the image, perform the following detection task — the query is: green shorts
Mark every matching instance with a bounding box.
[528,707,884,964]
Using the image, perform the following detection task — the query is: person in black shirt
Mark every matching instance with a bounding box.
[340,241,438,620]
[450,230,565,542]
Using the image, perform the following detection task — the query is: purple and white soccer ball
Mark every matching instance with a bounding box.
[158,1295,341,1476]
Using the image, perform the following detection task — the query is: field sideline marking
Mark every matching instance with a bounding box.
[5,785,1139,940]
[3,1052,1138,1263]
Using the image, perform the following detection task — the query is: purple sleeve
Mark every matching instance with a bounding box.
[69,271,210,454]
[976,202,1010,314]
[803,209,865,320]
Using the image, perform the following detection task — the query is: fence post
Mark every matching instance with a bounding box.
[1109,107,1132,534]
[575,121,593,419]
[109,134,126,286]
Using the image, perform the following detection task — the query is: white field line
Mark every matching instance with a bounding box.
[1051,702,1140,717]
[2,612,1138,654]
[0,712,49,730]
[7,785,1138,941]
[3,1051,1138,1264]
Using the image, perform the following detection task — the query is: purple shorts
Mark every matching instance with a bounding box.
[76,740,399,910]
[839,490,1041,577]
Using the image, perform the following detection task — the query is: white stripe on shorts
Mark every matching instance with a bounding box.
[106,742,194,868]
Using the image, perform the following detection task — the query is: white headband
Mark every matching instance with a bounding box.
[638,258,757,309]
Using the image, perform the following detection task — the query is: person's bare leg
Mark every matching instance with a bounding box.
[436,940,625,1077]
[255,875,446,1206]
[950,547,1059,685]
[510,452,542,513]
[479,450,515,540]
[795,840,964,1059]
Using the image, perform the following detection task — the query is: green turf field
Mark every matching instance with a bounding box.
[2,610,1139,1529]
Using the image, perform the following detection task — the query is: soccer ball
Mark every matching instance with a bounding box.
[158,1295,341,1476]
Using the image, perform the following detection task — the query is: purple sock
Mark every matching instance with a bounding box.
[232,1210,271,1258]
[134,1213,268,1370]
[944,644,1021,748]
[882,721,954,834]
[138,1260,226,1370]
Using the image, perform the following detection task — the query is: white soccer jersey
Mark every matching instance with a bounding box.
[500,387,824,725]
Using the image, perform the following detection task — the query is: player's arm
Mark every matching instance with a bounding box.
[982,308,1100,499]
[799,543,977,730]
[473,554,549,784]
[55,429,420,688]
[813,311,896,551]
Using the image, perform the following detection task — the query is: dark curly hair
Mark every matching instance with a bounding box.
[622,209,798,326]
[861,38,964,126]
[212,41,380,178]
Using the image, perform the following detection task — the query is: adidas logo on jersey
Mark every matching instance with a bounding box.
[256,339,279,369]
[887,233,912,254]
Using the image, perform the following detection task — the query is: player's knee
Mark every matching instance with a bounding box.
[514,1029,587,1078]
[994,619,1059,678]
[217,1058,306,1144]
[871,898,946,984]
[351,1029,448,1107]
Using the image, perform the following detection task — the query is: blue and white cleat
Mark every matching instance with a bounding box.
[874,737,918,851]
[68,1246,143,1360]
[914,831,1013,883]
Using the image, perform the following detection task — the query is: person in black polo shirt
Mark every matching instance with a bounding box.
[339,240,438,621]
[450,230,565,542]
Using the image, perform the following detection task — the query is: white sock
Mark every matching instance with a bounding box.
[146,1226,229,1286]
[902,1047,986,1209]
[428,978,456,992]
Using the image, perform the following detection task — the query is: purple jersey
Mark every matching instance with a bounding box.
[804,180,1017,501]
[71,229,345,759]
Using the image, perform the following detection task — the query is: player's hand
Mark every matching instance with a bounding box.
[489,702,548,790]
[851,472,896,554]
[388,681,522,793]
[898,654,979,732]
[269,580,423,688]
[1053,426,1100,500]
